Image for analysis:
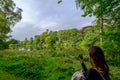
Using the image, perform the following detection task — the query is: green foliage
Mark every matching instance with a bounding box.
[76,0,120,19]
[0,0,22,34]
[0,39,9,50]
[0,50,119,80]
[1,0,119,79]
[17,28,83,53]
[57,0,120,55]
[58,0,62,4]
[8,38,20,49]
[102,24,120,55]
[16,23,119,57]
[0,70,23,80]
[0,0,22,50]
[0,50,44,80]
[75,0,120,55]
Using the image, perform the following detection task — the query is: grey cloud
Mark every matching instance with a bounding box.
[12,0,95,40]
[31,0,95,28]
[11,22,44,41]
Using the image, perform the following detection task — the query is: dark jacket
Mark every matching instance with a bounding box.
[81,63,104,80]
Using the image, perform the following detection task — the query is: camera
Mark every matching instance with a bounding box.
[78,54,83,59]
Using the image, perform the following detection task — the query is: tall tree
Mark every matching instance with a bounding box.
[23,38,29,50]
[0,0,22,40]
[76,0,120,44]
[58,0,120,54]
[76,0,120,18]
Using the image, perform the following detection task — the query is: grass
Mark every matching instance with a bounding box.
[0,50,119,80]
[0,69,23,80]
[110,66,120,80]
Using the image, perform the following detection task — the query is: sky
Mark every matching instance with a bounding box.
[11,0,95,41]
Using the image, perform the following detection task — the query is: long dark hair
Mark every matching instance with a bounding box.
[88,46,110,80]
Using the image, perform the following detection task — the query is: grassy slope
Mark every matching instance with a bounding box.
[0,70,23,80]
[0,50,119,80]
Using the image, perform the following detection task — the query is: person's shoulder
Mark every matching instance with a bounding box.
[86,68,103,80]
[88,68,99,74]
[85,68,100,80]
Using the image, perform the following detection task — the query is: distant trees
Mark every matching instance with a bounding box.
[10,27,96,56]
[8,0,120,56]
[13,29,82,55]
[8,38,19,49]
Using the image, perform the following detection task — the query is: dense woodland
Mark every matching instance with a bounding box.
[0,0,120,80]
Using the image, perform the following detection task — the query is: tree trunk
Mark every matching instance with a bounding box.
[100,17,103,45]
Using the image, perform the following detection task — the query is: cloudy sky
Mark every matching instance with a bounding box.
[11,0,95,41]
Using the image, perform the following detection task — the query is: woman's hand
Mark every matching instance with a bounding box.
[79,58,84,63]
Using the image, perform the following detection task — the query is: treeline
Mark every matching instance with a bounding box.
[9,22,120,58]
[1,0,120,57]
[9,26,98,54]
[8,26,98,54]
[9,28,84,56]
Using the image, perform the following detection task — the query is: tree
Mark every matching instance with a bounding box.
[76,0,120,54]
[58,0,120,55]
[76,0,120,44]
[75,0,120,30]
[29,37,33,50]
[7,38,19,49]
[0,0,22,40]
[76,0,120,18]
[33,35,40,50]
[23,38,29,50]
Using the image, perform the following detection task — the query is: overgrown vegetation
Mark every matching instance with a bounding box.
[0,50,119,80]
[0,0,120,79]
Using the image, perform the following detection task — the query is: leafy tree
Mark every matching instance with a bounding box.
[23,38,29,50]
[8,38,19,44]
[7,38,19,49]
[58,0,120,55]
[33,35,40,50]
[76,0,119,43]
[76,0,120,54]
[76,0,120,19]
[0,0,22,35]
[75,0,120,30]
[0,0,22,49]
[49,31,58,49]
[0,39,8,49]
[29,37,33,50]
